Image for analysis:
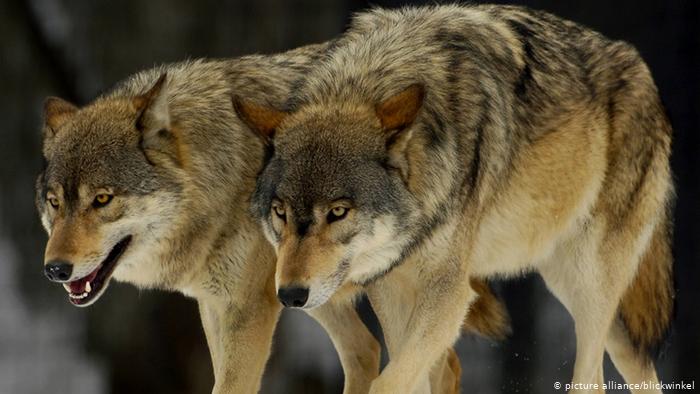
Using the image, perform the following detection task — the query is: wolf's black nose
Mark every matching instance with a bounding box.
[44,260,73,282]
[277,286,309,308]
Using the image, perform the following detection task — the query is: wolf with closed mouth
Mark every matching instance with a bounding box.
[36,43,509,392]
[236,4,674,394]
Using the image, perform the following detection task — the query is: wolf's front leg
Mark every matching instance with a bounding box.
[306,288,381,394]
[199,296,282,394]
[367,260,473,394]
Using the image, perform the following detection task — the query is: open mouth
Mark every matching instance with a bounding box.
[62,235,132,307]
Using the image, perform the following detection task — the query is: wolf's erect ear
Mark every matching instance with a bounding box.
[375,84,425,133]
[134,73,170,132]
[232,97,288,143]
[376,84,424,181]
[43,97,78,136]
[133,74,181,166]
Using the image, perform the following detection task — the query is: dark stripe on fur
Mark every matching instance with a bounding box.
[468,107,486,195]
[507,19,537,100]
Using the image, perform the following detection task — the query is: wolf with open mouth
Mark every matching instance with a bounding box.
[34,45,392,393]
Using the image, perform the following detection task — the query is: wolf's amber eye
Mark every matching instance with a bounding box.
[93,193,113,208]
[48,197,59,209]
[327,206,348,223]
[273,205,286,221]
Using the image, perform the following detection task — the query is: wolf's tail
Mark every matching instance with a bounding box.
[463,278,511,340]
[618,215,675,362]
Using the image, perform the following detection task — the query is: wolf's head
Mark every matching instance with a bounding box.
[37,75,186,307]
[234,85,424,308]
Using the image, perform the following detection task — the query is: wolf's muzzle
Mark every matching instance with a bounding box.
[44,260,73,282]
[277,286,310,308]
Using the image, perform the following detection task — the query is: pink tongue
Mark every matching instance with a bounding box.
[68,267,100,293]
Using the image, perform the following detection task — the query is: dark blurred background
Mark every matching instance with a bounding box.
[0,1,697,393]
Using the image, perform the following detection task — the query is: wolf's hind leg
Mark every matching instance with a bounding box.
[605,217,672,394]
[539,231,634,393]
[306,291,381,394]
[569,303,612,393]
[606,319,661,394]
[540,269,612,393]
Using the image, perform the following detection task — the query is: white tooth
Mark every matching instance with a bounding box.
[63,283,71,292]
[85,281,91,293]
[69,292,88,300]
